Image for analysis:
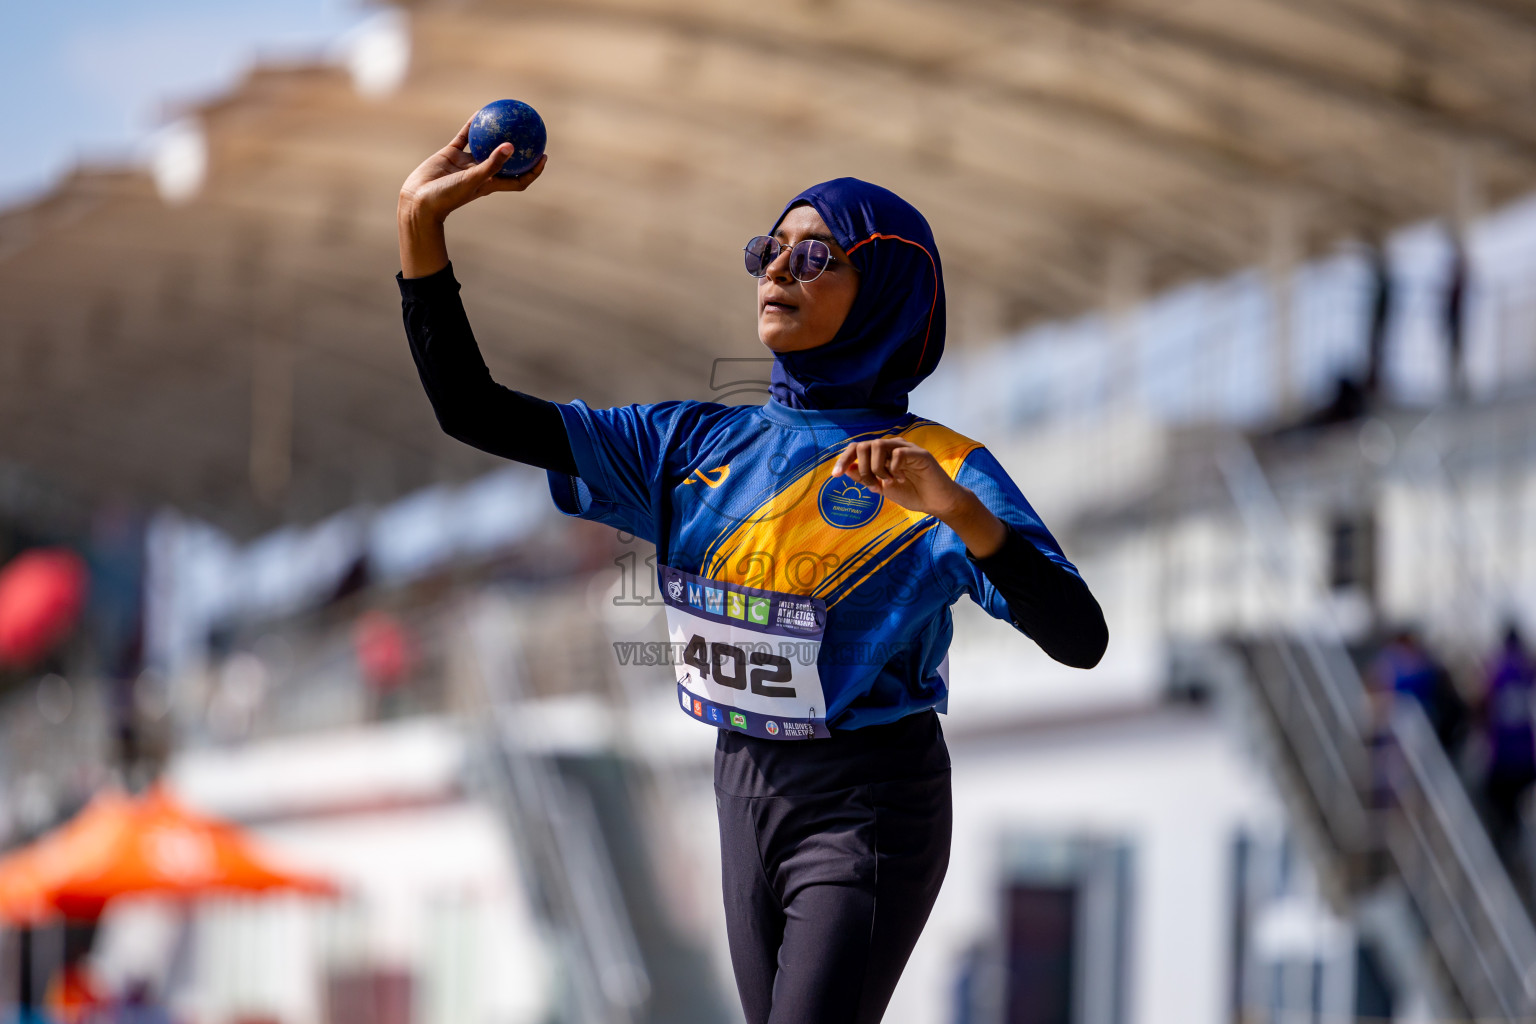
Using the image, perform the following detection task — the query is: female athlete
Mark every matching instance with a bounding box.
[397,121,1108,1024]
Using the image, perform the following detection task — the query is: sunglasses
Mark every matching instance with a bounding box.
[743,235,838,283]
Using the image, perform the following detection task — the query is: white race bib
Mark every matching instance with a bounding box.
[659,564,830,740]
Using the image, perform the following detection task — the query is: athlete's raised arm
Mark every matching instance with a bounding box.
[398,115,545,278]
[395,119,575,475]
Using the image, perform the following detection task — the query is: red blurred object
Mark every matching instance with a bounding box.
[0,785,338,924]
[0,548,89,667]
[46,962,106,1024]
[354,611,414,691]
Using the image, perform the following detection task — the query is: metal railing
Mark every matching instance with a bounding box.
[461,593,650,1024]
[1218,436,1536,1020]
[1217,443,1378,861]
[1236,636,1378,873]
[1389,700,1536,1019]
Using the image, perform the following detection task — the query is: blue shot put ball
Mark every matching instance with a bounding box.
[467,99,546,178]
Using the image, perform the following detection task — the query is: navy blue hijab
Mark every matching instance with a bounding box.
[766,178,945,414]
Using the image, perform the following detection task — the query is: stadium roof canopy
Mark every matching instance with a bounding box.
[4,0,1536,535]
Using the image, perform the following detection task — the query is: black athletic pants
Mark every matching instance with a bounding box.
[714,709,952,1024]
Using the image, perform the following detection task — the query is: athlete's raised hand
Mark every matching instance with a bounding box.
[398,117,548,278]
[400,116,547,221]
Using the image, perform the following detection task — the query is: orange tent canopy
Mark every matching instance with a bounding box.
[0,785,337,924]
[0,790,135,924]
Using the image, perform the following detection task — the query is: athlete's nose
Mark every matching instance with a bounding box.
[766,244,796,285]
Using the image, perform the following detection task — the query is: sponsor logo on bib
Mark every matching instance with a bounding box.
[748,597,770,625]
[726,592,746,619]
[730,712,747,729]
[765,720,779,736]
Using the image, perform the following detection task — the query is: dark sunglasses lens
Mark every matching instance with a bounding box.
[744,235,777,277]
[790,240,831,281]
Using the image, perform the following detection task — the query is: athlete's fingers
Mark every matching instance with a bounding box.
[868,443,890,480]
[831,442,857,479]
[890,442,921,475]
[845,444,875,487]
[883,437,922,478]
[841,446,864,484]
[483,153,548,192]
[447,116,474,153]
[468,147,520,198]
[472,142,514,183]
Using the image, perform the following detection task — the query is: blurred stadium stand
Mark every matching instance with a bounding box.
[6,0,1536,531]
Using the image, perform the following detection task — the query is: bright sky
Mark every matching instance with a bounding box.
[0,0,369,207]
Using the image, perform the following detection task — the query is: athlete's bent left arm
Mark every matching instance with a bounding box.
[967,523,1108,670]
[833,436,1109,671]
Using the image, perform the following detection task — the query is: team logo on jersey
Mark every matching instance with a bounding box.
[703,587,725,615]
[683,465,731,487]
[699,420,983,607]
[687,583,704,609]
[765,720,779,736]
[817,477,883,529]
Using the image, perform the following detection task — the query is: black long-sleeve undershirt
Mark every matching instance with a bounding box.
[964,522,1108,669]
[398,262,577,475]
[399,262,1107,669]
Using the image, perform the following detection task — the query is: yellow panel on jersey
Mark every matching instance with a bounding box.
[702,420,984,606]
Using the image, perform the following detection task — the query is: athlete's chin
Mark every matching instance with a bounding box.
[758,323,829,354]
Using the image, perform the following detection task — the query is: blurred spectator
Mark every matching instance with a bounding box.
[1368,629,1456,744]
[1443,225,1469,403]
[89,505,149,785]
[952,940,987,1024]
[1285,375,1366,432]
[1477,626,1536,860]
[109,979,172,1024]
[44,960,105,1024]
[37,922,104,1024]
[354,611,415,720]
[1362,235,1393,405]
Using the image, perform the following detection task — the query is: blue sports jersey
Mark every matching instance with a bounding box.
[546,394,1081,731]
